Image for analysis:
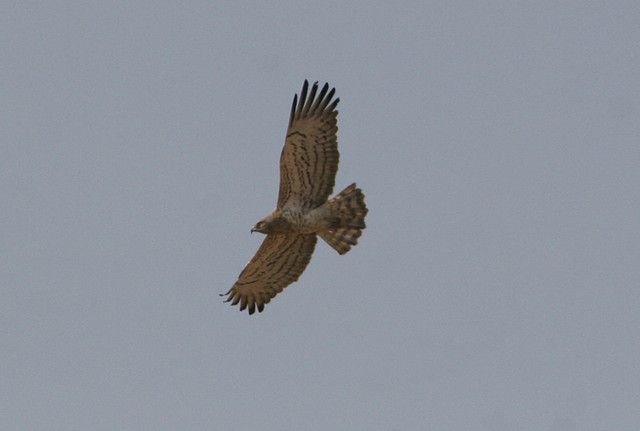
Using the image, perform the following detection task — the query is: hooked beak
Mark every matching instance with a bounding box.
[250,227,256,234]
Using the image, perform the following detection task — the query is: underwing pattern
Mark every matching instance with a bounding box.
[222,81,368,315]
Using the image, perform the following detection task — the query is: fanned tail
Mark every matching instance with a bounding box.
[318,183,367,255]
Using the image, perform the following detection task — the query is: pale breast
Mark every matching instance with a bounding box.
[280,207,323,233]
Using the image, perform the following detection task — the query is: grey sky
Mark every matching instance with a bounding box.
[2,2,639,430]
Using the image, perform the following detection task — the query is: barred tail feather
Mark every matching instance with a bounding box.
[319,183,368,255]
[319,227,363,255]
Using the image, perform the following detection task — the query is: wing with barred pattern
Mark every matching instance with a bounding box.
[222,233,317,315]
[277,80,340,210]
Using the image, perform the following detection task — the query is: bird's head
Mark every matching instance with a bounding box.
[251,214,288,234]
[251,219,269,234]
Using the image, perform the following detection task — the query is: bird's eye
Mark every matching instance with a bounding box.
[256,222,264,228]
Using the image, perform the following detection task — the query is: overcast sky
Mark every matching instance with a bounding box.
[2,2,639,430]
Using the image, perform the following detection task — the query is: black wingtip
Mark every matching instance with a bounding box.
[289,80,338,126]
[295,80,309,119]
[289,93,298,128]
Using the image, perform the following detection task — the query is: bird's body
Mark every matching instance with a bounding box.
[222,81,367,314]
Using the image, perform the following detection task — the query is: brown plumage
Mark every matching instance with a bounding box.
[222,81,368,315]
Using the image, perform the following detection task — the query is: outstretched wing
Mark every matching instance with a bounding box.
[277,80,340,210]
[222,234,317,314]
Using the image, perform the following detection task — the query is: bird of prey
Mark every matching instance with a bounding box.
[222,80,368,314]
